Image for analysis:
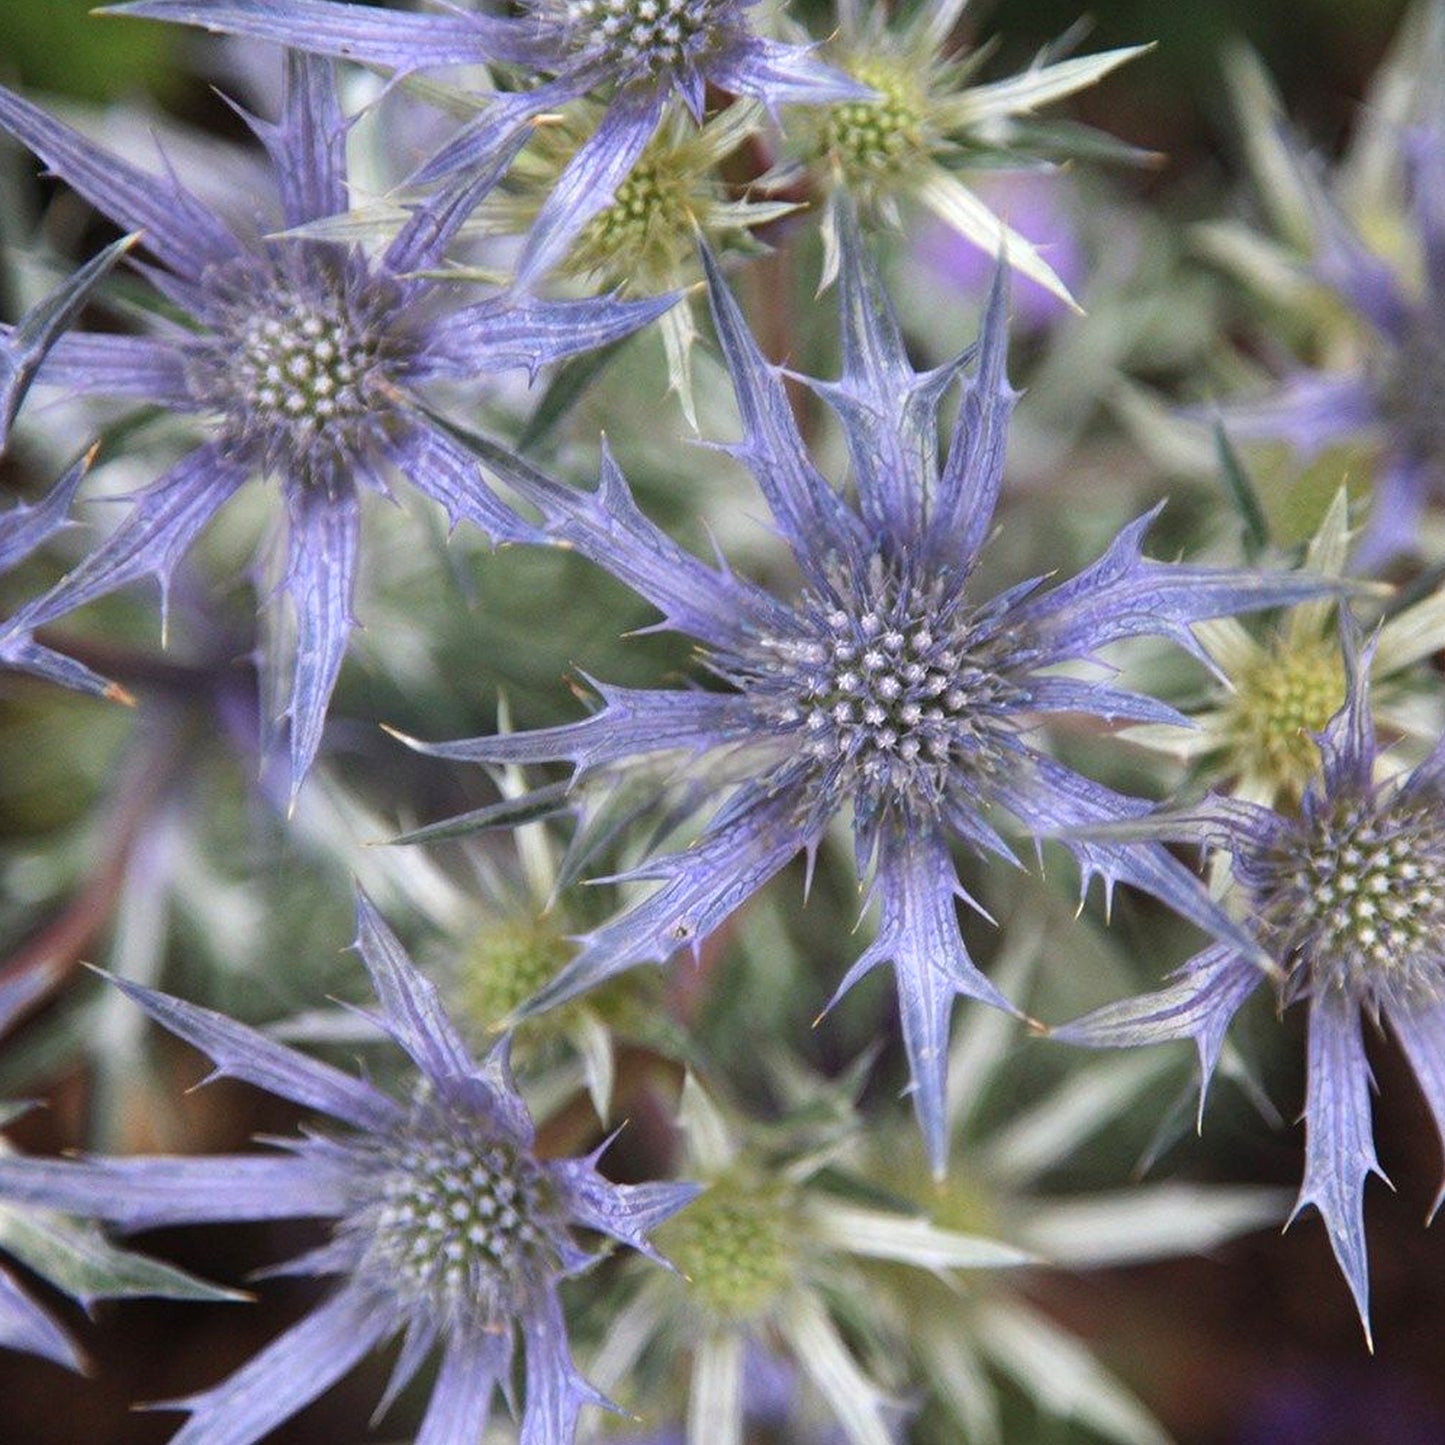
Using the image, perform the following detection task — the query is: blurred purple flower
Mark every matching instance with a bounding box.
[1221,121,1445,567]
[0,892,698,1441]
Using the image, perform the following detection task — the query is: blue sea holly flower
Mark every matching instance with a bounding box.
[0,893,697,1440]
[1215,101,1445,567]
[1055,629,1445,1344]
[109,0,867,289]
[0,53,674,793]
[403,211,1337,1171]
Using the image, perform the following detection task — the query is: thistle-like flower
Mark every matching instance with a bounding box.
[587,1072,1029,1445]
[0,53,672,794]
[1209,8,1445,566]
[1055,628,1445,1343]
[402,210,1335,1169]
[109,0,865,289]
[0,893,698,1440]
[471,102,798,423]
[789,0,1146,302]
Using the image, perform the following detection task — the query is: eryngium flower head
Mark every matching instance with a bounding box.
[1055,629,1445,1343]
[1125,491,1445,806]
[790,0,1145,304]
[403,208,1334,1171]
[0,893,698,1441]
[0,54,673,794]
[1211,20,1445,567]
[109,0,866,289]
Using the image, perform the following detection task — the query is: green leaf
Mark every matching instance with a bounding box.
[517,340,629,454]
[1214,420,1271,559]
[0,1206,245,1305]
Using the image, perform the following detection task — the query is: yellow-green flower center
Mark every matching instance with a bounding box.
[658,1183,791,1320]
[457,918,574,1029]
[822,61,926,178]
[573,158,695,280]
[1223,639,1344,796]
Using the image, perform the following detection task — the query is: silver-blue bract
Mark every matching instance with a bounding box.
[406,208,1336,1173]
[0,892,698,1442]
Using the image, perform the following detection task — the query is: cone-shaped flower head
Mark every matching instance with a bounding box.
[404,208,1337,1172]
[0,892,698,1441]
[108,0,866,289]
[0,53,674,794]
[1057,625,1445,1344]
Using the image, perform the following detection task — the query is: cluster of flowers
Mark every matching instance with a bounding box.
[1,0,1445,1440]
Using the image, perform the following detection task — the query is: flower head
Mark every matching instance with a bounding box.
[110,0,865,288]
[0,53,672,793]
[788,0,1146,303]
[1126,492,1445,805]
[403,209,1334,1170]
[1210,10,1445,566]
[0,892,697,1440]
[1056,626,1445,1343]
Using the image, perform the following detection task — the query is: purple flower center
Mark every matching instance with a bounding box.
[742,557,1022,820]
[556,0,734,79]
[188,255,400,484]
[1257,791,1445,1003]
[350,1113,560,1328]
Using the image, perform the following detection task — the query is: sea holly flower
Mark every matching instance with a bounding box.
[1126,492,1445,805]
[786,0,1146,301]
[1206,12,1445,566]
[109,0,867,290]
[400,209,1337,1170]
[0,892,698,1440]
[0,53,673,795]
[1055,628,1445,1343]
[471,101,799,425]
